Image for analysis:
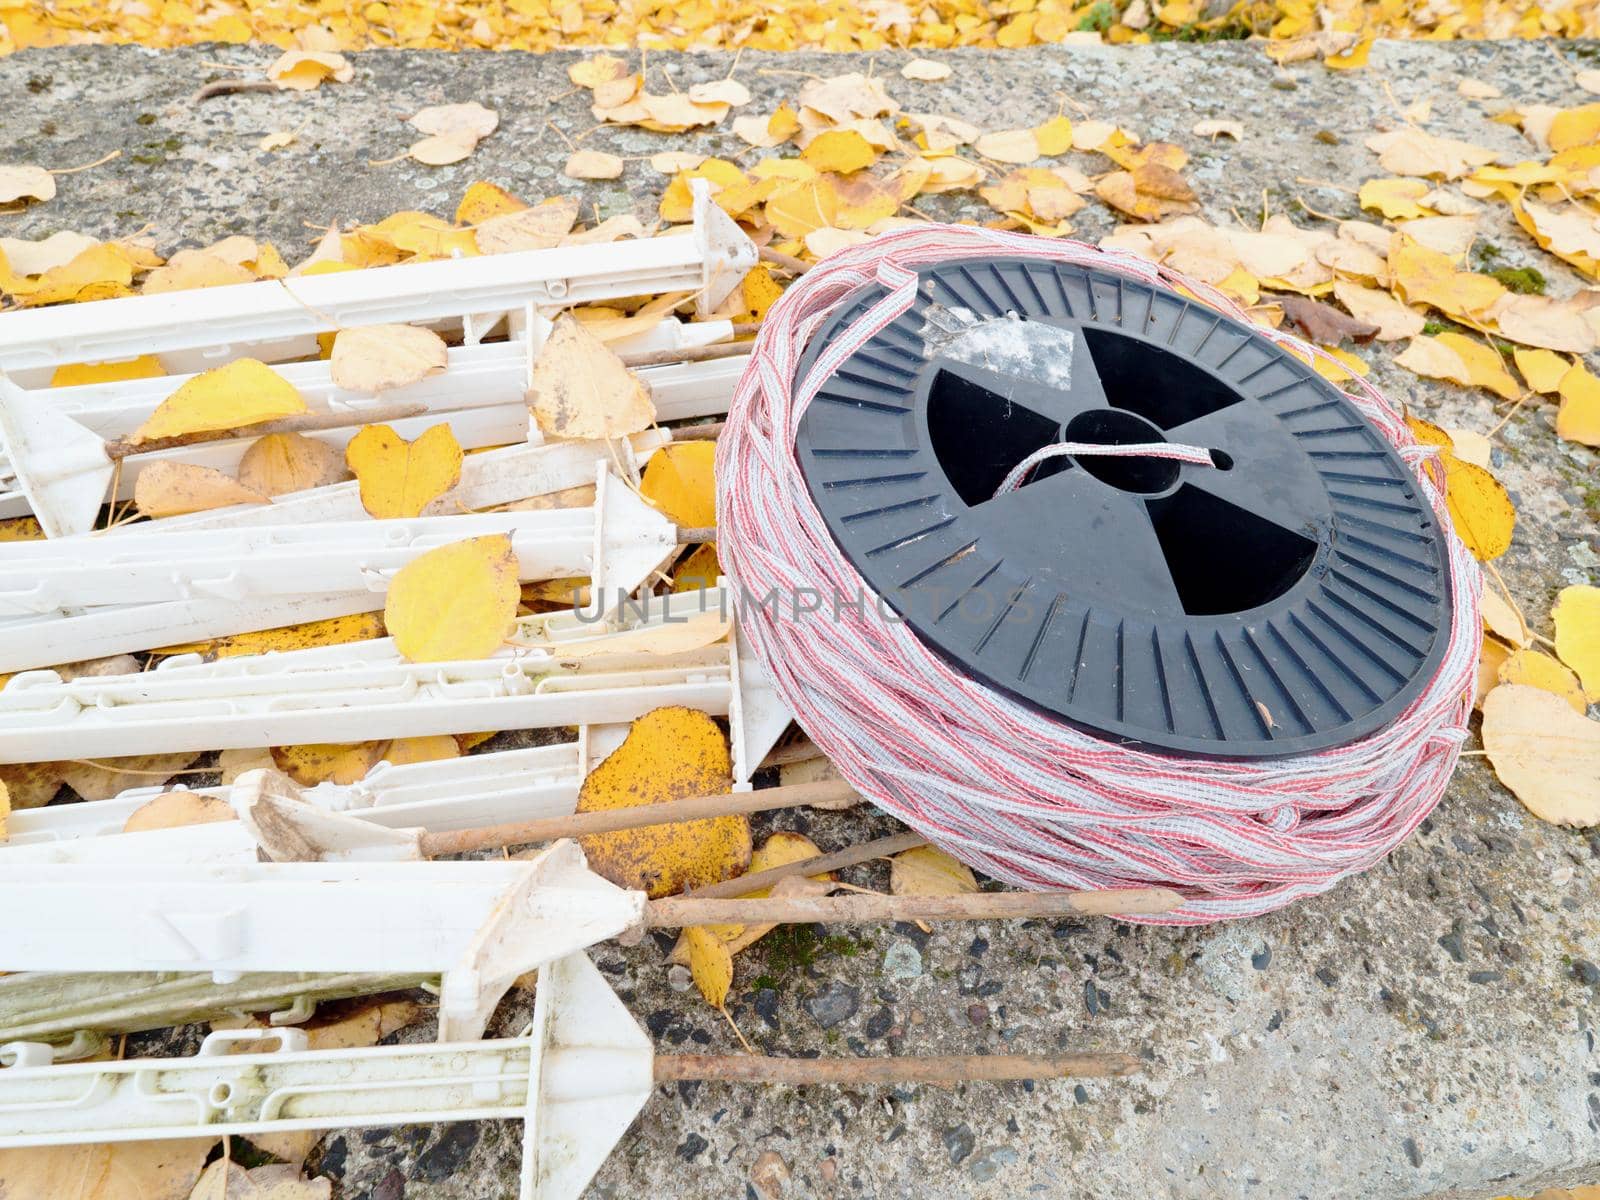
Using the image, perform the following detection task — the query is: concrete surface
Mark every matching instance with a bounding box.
[6,37,1600,1200]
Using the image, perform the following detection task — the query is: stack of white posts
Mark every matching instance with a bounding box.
[0,184,799,1197]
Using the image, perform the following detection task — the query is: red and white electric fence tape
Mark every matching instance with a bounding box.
[716,225,1482,925]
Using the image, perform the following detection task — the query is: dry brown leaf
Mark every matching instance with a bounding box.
[134,462,270,518]
[527,314,655,439]
[1278,294,1378,345]
[189,1162,332,1200]
[0,230,96,275]
[563,150,625,180]
[0,164,57,205]
[975,128,1041,164]
[1480,684,1600,826]
[410,101,499,142]
[474,198,581,253]
[238,433,349,497]
[0,1141,215,1200]
[330,324,449,394]
[688,79,751,107]
[1331,280,1424,341]
[123,791,237,833]
[1365,128,1499,179]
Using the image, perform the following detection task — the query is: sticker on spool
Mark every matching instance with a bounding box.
[793,257,1453,760]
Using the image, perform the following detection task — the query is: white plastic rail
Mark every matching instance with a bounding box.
[0,586,791,782]
[140,429,671,532]
[0,466,682,669]
[0,841,643,1045]
[0,337,744,523]
[0,180,755,376]
[0,952,651,1200]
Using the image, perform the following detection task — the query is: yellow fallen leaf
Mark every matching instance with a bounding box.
[384,534,521,663]
[1513,347,1571,394]
[153,612,387,659]
[50,355,164,387]
[133,358,306,444]
[123,791,236,833]
[1433,332,1520,401]
[575,706,749,898]
[0,778,8,840]
[1359,177,1434,220]
[1034,115,1074,156]
[890,844,977,895]
[361,212,478,260]
[140,250,254,294]
[1549,102,1600,153]
[764,177,841,238]
[1481,684,1600,826]
[1396,333,1518,401]
[1,230,97,275]
[330,324,449,394]
[1404,415,1515,560]
[345,423,463,519]
[671,542,723,592]
[11,243,135,305]
[801,129,878,173]
[134,461,270,517]
[1498,649,1587,713]
[0,517,43,542]
[1389,237,1505,321]
[569,54,631,88]
[1325,33,1373,69]
[640,442,716,529]
[1556,361,1600,446]
[267,49,352,90]
[1553,585,1600,701]
[685,925,734,1009]
[271,742,388,786]
[527,314,655,439]
[456,180,527,224]
[668,831,830,963]
[237,432,349,496]
[382,735,461,766]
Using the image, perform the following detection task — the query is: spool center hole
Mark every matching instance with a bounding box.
[1062,409,1179,494]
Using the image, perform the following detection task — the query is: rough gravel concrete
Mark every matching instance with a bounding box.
[5,37,1600,1200]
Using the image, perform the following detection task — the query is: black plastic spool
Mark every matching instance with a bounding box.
[794,257,1453,760]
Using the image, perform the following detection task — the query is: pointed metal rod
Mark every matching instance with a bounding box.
[105,400,428,458]
[678,830,928,899]
[648,887,1184,927]
[654,1051,1138,1083]
[419,779,860,858]
[621,341,750,369]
